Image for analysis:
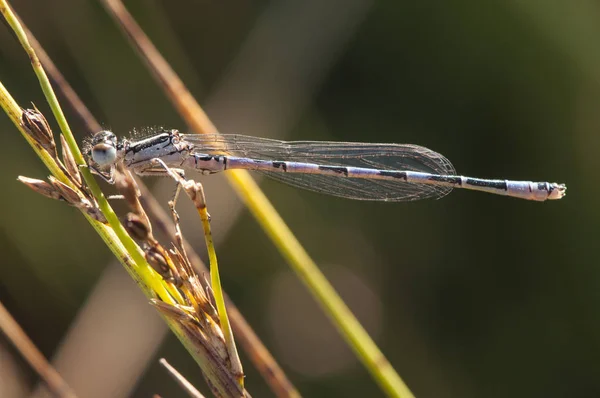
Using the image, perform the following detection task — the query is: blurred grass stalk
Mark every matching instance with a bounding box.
[0,301,78,398]
[99,0,414,397]
[19,11,297,396]
[0,1,250,397]
[0,0,414,394]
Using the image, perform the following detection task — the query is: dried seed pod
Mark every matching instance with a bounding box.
[114,166,141,208]
[123,212,151,241]
[21,108,57,158]
[60,134,82,186]
[145,246,170,277]
[48,176,82,204]
[18,176,107,223]
[17,176,61,201]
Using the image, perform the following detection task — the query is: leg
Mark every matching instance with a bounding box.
[133,167,185,179]
[139,161,187,207]
[84,163,116,184]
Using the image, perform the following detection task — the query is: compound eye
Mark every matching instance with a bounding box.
[91,142,117,166]
[90,131,119,166]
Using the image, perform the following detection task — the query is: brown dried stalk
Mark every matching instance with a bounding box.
[0,301,78,398]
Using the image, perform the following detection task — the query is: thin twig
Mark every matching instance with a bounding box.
[159,358,206,398]
[0,301,78,398]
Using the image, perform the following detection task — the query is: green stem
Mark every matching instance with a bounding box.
[228,170,415,398]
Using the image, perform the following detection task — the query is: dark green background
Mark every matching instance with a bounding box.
[0,1,592,397]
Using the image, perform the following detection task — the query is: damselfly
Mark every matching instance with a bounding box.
[86,129,566,202]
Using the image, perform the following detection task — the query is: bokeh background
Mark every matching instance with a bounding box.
[0,1,593,397]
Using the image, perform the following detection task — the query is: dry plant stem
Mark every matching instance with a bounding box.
[0,4,251,397]
[116,166,185,304]
[114,164,247,397]
[138,182,300,398]
[101,0,216,133]
[0,301,78,398]
[99,0,413,396]
[1,0,101,134]
[153,302,247,398]
[0,75,134,287]
[24,26,102,133]
[15,10,297,397]
[0,82,65,184]
[191,187,243,383]
[0,0,173,306]
[156,160,244,385]
[159,358,207,398]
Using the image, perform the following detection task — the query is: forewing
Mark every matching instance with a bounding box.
[183,134,456,201]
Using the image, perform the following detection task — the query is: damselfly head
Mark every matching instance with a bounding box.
[90,130,119,167]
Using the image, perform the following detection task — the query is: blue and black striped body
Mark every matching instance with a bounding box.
[183,153,564,201]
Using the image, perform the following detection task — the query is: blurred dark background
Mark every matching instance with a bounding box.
[0,1,593,397]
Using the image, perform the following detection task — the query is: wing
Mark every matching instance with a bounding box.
[182,134,457,202]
